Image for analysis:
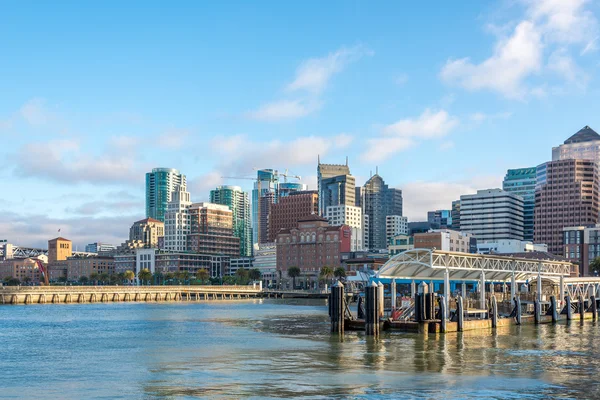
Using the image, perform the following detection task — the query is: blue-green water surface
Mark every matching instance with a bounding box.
[0,299,598,399]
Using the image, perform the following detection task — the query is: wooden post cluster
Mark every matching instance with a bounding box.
[365,282,380,336]
[329,281,345,334]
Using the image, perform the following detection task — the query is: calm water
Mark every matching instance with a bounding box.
[1,299,599,399]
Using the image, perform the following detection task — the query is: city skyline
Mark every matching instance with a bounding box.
[1,1,599,248]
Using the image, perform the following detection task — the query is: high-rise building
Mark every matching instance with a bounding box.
[146,168,186,222]
[450,200,461,230]
[317,157,353,215]
[552,126,600,162]
[84,243,117,254]
[129,218,165,248]
[460,189,525,242]
[427,210,452,229]
[362,174,403,250]
[534,159,599,256]
[268,191,319,242]
[210,185,252,257]
[187,203,240,257]
[563,225,600,276]
[48,237,72,264]
[414,230,477,253]
[325,205,363,251]
[503,167,537,242]
[163,185,192,252]
[385,215,408,244]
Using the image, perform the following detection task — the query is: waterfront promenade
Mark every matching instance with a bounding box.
[0,285,261,305]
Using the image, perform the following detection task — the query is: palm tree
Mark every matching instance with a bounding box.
[124,270,135,285]
[333,267,346,281]
[248,268,261,281]
[153,272,164,285]
[590,257,600,276]
[319,266,334,288]
[236,268,249,285]
[109,274,119,285]
[90,272,99,285]
[196,269,209,284]
[287,266,301,289]
[117,272,126,284]
[165,272,175,285]
[79,276,89,285]
[138,268,152,285]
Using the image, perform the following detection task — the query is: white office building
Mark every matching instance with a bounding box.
[325,205,364,251]
[386,215,408,244]
[460,189,525,242]
[477,240,548,255]
[164,185,192,252]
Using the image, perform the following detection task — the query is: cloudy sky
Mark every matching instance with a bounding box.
[1,0,599,249]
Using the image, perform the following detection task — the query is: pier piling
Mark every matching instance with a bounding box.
[491,295,498,328]
[330,281,344,334]
[550,296,558,323]
[365,282,380,336]
[579,296,585,321]
[457,295,464,332]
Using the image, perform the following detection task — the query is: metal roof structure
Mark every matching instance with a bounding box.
[376,249,573,282]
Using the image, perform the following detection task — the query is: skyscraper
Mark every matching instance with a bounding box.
[450,200,461,230]
[268,191,319,242]
[317,157,352,215]
[210,185,252,257]
[534,159,599,256]
[503,167,537,242]
[187,203,240,257]
[552,125,600,162]
[460,189,524,242]
[362,174,403,250]
[146,168,186,222]
[427,210,452,229]
[163,185,192,252]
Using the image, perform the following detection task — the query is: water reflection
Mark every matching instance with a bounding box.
[1,299,600,398]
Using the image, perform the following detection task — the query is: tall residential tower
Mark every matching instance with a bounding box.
[210,185,252,257]
[146,168,186,222]
[502,167,537,242]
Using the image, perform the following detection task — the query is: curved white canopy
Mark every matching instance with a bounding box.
[376,249,573,282]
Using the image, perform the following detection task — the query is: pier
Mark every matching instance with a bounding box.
[330,249,600,336]
[0,285,261,305]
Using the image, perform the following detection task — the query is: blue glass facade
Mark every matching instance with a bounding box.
[502,167,537,242]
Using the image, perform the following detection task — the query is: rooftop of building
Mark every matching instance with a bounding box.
[297,214,328,223]
[134,217,163,224]
[49,237,71,242]
[499,251,571,263]
[564,125,600,144]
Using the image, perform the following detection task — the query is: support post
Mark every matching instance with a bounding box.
[534,298,541,324]
[443,268,450,321]
[591,295,597,321]
[439,295,447,333]
[537,270,542,303]
[330,281,344,334]
[491,295,498,328]
[365,282,380,336]
[559,275,565,309]
[550,295,558,323]
[377,281,384,317]
[511,272,516,305]
[579,295,585,321]
[357,295,365,320]
[457,295,464,332]
[565,296,573,321]
[429,281,434,294]
[514,296,522,325]
[461,282,467,298]
[391,278,397,311]
[480,271,486,311]
[411,280,416,298]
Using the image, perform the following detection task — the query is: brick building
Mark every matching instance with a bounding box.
[276,215,351,284]
[268,190,319,242]
[534,159,599,256]
[187,203,240,257]
[66,255,115,281]
[0,257,44,284]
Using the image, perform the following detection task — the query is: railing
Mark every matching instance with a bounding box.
[0,285,260,292]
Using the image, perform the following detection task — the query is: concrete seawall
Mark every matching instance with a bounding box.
[0,285,261,305]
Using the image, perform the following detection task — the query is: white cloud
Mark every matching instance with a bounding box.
[157,129,190,149]
[286,45,372,94]
[469,111,513,123]
[211,134,345,174]
[362,109,459,162]
[334,133,354,148]
[394,73,409,86]
[402,176,503,221]
[441,0,598,98]
[20,98,54,126]
[441,21,543,99]
[439,141,455,151]
[188,171,224,201]
[247,99,319,121]
[109,135,140,151]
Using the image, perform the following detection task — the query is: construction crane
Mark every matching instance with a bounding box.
[221,168,301,244]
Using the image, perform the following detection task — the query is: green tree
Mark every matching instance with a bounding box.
[138,268,152,285]
[195,269,209,283]
[58,276,67,284]
[333,267,346,280]
[124,270,135,285]
[222,276,236,285]
[590,257,600,276]
[117,272,126,284]
[180,271,190,284]
[153,272,164,285]
[79,276,89,285]
[248,268,261,281]
[90,272,99,285]
[165,272,175,285]
[287,266,301,289]
[5,277,20,286]
[109,274,119,285]
[23,276,32,285]
[99,273,110,285]
[319,266,334,287]
[236,268,249,285]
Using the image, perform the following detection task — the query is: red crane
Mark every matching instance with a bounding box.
[35,259,50,286]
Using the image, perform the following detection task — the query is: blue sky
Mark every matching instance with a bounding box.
[1,0,599,248]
